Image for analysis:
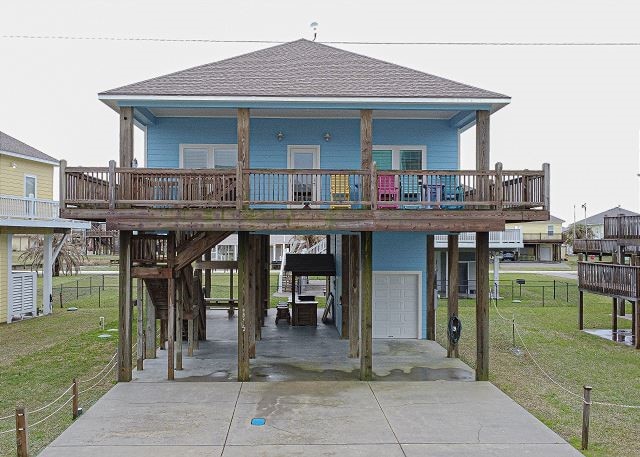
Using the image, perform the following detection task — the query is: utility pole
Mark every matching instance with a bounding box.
[573,204,577,246]
[581,203,587,238]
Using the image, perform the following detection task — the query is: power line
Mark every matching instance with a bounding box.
[2,34,640,46]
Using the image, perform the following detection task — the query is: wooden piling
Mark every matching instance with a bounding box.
[581,385,592,450]
[145,287,156,359]
[136,279,144,371]
[72,378,79,419]
[578,291,584,330]
[117,230,132,382]
[349,235,360,358]
[341,235,351,339]
[476,231,490,381]
[238,231,251,381]
[360,231,373,381]
[426,234,436,340]
[15,406,28,457]
[447,234,459,358]
[167,232,176,380]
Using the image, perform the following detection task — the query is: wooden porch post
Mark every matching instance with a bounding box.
[42,234,53,316]
[119,106,134,167]
[238,231,251,381]
[341,235,351,339]
[175,276,184,370]
[475,231,490,381]
[426,234,436,340]
[167,232,176,380]
[349,235,360,358]
[612,298,618,336]
[136,278,144,371]
[360,231,373,380]
[447,234,460,358]
[579,291,584,330]
[361,109,373,203]
[635,299,640,350]
[117,231,132,382]
[237,108,250,209]
[247,235,257,358]
[145,287,156,359]
[204,250,212,298]
[476,110,490,203]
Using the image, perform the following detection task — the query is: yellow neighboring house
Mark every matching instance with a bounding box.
[506,215,565,262]
[0,130,89,323]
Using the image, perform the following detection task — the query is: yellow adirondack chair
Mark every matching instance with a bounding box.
[330,175,350,209]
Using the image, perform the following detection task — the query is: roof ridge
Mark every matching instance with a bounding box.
[0,130,58,163]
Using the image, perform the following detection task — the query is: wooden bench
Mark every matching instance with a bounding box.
[204,298,238,317]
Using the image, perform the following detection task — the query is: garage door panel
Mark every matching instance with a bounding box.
[373,273,419,339]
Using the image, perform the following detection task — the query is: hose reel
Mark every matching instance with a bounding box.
[447,314,462,345]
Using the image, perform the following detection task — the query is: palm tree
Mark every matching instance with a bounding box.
[563,224,596,247]
[19,233,87,276]
[290,235,324,253]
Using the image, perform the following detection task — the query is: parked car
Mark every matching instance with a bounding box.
[501,252,516,261]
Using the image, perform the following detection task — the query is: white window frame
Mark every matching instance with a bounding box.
[179,144,238,169]
[372,145,427,170]
[24,174,37,198]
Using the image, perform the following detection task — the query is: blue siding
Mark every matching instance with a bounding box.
[146,116,456,340]
[373,232,428,339]
[146,118,458,171]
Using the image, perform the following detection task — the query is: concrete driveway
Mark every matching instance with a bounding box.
[40,380,582,457]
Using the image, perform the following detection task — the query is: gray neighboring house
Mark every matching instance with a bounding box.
[575,206,640,239]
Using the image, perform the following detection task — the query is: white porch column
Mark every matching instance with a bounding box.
[42,234,53,315]
[6,233,13,322]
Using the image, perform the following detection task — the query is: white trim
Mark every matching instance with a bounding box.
[143,125,148,168]
[178,144,238,168]
[0,150,58,166]
[372,145,427,170]
[6,233,13,323]
[373,270,423,339]
[24,174,37,198]
[99,94,511,105]
[287,145,321,208]
[0,218,90,229]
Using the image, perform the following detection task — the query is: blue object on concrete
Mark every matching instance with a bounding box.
[251,418,266,426]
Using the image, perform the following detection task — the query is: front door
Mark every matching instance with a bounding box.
[288,146,320,207]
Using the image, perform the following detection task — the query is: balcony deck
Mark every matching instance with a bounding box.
[604,215,640,244]
[60,163,550,232]
[0,194,59,220]
[578,262,640,300]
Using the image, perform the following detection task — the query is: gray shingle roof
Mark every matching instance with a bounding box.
[578,207,640,226]
[0,130,57,164]
[101,39,509,100]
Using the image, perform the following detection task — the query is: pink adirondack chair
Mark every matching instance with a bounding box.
[377,175,399,209]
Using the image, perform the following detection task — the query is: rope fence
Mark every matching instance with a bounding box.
[489,282,640,449]
[0,349,121,456]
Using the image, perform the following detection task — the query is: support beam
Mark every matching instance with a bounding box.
[247,235,257,358]
[167,232,176,380]
[341,235,350,339]
[579,291,584,330]
[612,298,618,336]
[237,108,250,209]
[475,231,490,381]
[360,231,373,380]
[475,110,490,170]
[175,277,184,370]
[426,234,436,340]
[119,106,134,167]
[349,235,360,358]
[360,109,373,203]
[136,279,144,371]
[204,250,212,298]
[42,234,53,316]
[117,231,132,382]
[237,232,251,381]
[447,234,460,358]
[145,287,156,359]
[635,300,640,350]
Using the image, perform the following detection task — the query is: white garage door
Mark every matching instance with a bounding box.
[539,245,552,262]
[373,273,419,339]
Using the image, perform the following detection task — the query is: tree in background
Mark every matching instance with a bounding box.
[19,233,87,276]
[562,224,596,247]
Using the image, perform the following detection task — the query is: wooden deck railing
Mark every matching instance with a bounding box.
[131,235,168,265]
[578,262,640,299]
[61,160,549,212]
[522,232,563,242]
[604,215,640,239]
[573,239,618,254]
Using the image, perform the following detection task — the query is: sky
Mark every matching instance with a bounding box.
[1,0,639,224]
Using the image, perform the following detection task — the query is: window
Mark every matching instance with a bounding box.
[372,146,426,170]
[179,144,238,169]
[547,225,554,236]
[24,175,37,198]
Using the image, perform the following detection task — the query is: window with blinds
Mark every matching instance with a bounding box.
[179,144,238,169]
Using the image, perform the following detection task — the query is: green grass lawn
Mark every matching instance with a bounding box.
[436,272,640,456]
[0,282,129,456]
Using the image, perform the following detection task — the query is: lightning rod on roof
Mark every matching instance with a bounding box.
[310,22,319,41]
